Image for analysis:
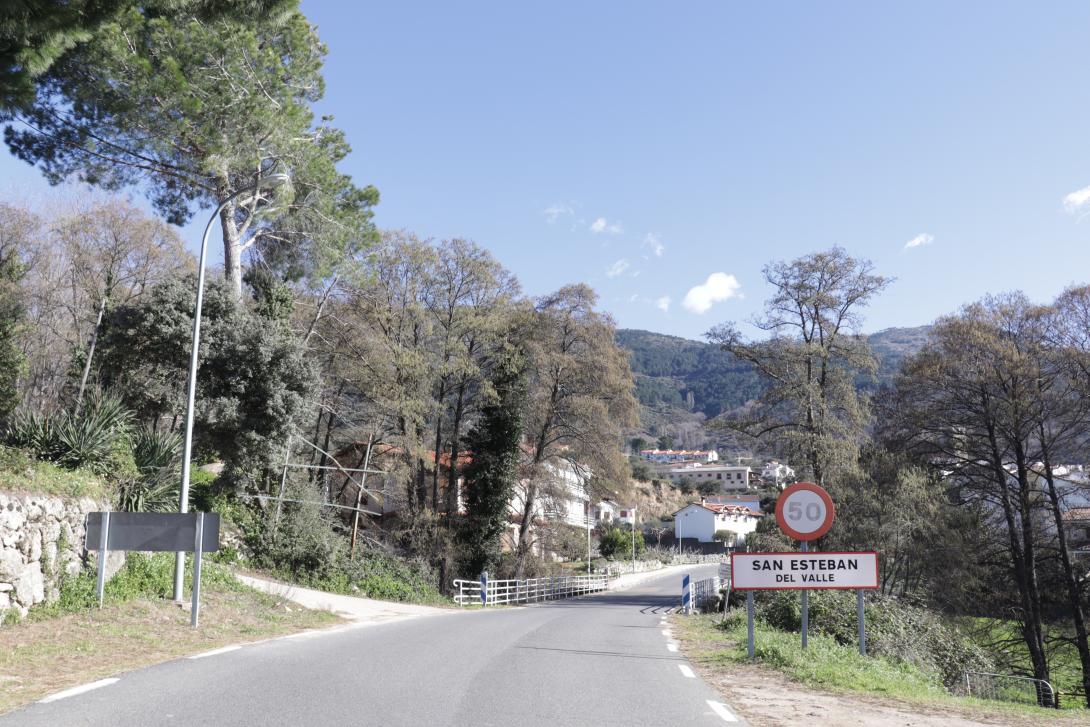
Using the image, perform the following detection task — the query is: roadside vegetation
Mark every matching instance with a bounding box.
[675,612,1083,725]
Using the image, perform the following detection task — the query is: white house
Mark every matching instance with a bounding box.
[761,461,795,487]
[664,463,752,490]
[594,500,619,525]
[672,501,761,545]
[615,505,637,525]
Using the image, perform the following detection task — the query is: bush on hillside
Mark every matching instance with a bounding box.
[598,526,646,560]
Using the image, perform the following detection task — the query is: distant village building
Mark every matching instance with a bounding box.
[664,463,754,491]
[615,505,638,525]
[639,449,718,464]
[672,500,761,545]
[594,500,619,525]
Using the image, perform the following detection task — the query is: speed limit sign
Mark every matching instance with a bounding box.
[775,482,835,541]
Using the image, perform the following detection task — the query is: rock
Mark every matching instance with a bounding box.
[0,549,22,581]
[0,591,9,610]
[0,582,12,592]
[13,562,44,606]
[29,529,42,563]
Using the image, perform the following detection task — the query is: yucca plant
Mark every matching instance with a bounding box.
[118,426,181,513]
[5,407,59,456]
[51,390,132,475]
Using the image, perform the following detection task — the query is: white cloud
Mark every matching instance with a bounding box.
[1063,185,1090,216]
[543,203,574,223]
[682,273,741,314]
[605,259,630,278]
[643,233,665,257]
[903,233,934,250]
[590,217,624,235]
[655,296,671,312]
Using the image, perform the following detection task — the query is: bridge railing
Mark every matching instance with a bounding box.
[964,670,1058,708]
[453,574,609,606]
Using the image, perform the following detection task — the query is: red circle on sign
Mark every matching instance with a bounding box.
[775,481,835,541]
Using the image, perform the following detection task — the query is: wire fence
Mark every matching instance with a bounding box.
[964,671,1057,708]
[452,575,609,606]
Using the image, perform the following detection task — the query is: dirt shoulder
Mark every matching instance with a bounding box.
[672,615,1089,727]
[0,587,341,714]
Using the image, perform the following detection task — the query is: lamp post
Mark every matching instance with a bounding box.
[172,173,290,602]
[631,506,637,573]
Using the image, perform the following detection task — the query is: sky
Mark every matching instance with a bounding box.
[2,1,1089,340]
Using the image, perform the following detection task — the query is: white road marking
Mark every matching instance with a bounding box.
[678,664,695,678]
[188,645,241,660]
[707,700,739,722]
[667,643,678,652]
[39,678,119,703]
[660,629,671,636]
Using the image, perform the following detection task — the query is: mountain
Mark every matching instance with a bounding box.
[616,325,932,445]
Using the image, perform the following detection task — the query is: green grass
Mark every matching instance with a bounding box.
[711,610,946,699]
[0,445,111,500]
[675,613,1083,723]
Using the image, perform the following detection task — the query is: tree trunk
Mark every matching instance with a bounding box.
[219,198,244,302]
[75,293,108,408]
[447,380,468,516]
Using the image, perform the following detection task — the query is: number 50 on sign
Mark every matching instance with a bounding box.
[775,482,835,541]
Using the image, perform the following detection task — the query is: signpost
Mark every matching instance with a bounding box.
[731,482,878,656]
[86,512,219,627]
[775,482,835,649]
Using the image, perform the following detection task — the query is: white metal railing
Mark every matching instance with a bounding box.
[690,576,721,612]
[964,671,1057,708]
[453,575,609,606]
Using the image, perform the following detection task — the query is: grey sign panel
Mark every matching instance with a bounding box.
[86,512,220,552]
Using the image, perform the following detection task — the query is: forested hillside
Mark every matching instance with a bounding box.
[616,325,931,445]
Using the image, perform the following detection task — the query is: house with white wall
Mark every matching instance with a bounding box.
[672,501,760,545]
[639,449,718,464]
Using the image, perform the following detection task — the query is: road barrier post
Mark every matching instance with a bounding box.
[682,573,691,613]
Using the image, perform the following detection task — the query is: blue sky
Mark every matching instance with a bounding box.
[2,1,1089,340]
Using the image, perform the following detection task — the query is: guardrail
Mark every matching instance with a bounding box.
[453,575,609,606]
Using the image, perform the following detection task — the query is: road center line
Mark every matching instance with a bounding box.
[39,678,119,703]
[707,700,739,722]
[678,664,695,678]
[188,645,242,660]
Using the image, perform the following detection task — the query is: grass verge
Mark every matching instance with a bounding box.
[673,612,1086,726]
[0,554,341,714]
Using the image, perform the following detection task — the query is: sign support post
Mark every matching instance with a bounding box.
[746,591,755,659]
[857,589,866,655]
[95,511,110,608]
[800,541,809,649]
[191,512,204,628]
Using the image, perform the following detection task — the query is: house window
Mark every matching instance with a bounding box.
[717,473,722,480]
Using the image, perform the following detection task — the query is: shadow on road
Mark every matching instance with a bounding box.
[514,645,686,661]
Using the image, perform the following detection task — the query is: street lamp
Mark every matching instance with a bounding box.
[172,173,291,602]
[631,506,637,573]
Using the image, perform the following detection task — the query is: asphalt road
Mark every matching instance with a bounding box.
[6,565,746,726]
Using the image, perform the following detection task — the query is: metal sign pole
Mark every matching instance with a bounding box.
[191,513,204,628]
[95,511,110,608]
[800,540,809,649]
[857,588,866,655]
[746,591,755,658]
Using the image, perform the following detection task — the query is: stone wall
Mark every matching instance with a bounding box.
[0,491,118,617]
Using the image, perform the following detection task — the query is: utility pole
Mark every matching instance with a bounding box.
[631,506,637,572]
